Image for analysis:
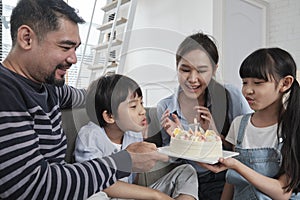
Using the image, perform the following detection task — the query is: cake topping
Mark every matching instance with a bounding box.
[172,127,221,142]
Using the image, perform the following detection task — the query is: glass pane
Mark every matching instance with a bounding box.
[1,0,18,61]
[66,0,105,87]
[0,0,105,87]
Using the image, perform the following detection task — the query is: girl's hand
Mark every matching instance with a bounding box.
[153,190,174,200]
[198,160,228,173]
[198,157,239,173]
[160,110,181,136]
[194,106,217,131]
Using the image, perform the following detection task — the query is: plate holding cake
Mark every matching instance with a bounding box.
[169,126,222,159]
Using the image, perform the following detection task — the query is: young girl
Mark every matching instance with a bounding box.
[75,74,198,200]
[203,47,300,199]
[158,32,251,199]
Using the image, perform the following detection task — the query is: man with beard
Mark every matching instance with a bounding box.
[0,0,168,199]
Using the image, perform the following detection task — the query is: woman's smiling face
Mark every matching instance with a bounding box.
[177,49,216,100]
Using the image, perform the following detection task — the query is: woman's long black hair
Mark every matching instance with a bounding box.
[239,47,300,193]
[176,32,230,137]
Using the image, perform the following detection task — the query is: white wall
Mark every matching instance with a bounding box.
[268,0,300,67]
[118,0,300,106]
[216,0,300,89]
[216,0,269,89]
[122,0,214,106]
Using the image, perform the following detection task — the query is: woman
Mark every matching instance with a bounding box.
[157,32,251,200]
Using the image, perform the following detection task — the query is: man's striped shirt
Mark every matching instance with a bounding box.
[0,64,131,199]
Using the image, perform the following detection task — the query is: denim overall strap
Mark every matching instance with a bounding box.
[226,113,300,200]
[236,113,252,148]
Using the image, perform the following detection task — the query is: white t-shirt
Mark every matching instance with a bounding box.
[112,143,122,152]
[226,115,279,149]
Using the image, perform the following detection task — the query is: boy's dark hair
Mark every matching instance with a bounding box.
[86,74,143,127]
[10,0,85,46]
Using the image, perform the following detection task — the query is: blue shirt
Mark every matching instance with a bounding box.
[157,83,252,173]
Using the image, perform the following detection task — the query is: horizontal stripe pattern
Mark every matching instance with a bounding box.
[0,65,131,200]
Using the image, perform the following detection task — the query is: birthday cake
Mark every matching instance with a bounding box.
[169,127,222,159]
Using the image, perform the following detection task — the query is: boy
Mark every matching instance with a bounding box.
[75,74,198,200]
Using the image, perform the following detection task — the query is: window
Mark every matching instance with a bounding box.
[1,0,17,61]
[65,0,105,87]
[0,0,105,87]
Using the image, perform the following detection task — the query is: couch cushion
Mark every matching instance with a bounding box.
[61,108,89,163]
[62,107,162,163]
[144,107,163,147]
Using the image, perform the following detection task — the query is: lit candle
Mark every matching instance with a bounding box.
[194,117,198,135]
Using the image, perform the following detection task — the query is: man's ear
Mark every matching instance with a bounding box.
[17,25,33,49]
[102,110,115,124]
[280,75,294,92]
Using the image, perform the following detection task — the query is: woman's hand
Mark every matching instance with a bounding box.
[160,110,182,136]
[194,106,217,132]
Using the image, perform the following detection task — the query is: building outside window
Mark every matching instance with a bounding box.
[0,0,104,87]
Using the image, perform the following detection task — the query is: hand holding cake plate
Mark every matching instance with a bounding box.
[159,121,239,164]
[158,146,239,164]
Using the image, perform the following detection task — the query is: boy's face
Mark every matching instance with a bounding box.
[115,93,147,133]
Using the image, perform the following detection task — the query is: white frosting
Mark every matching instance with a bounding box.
[170,138,222,158]
[169,128,222,158]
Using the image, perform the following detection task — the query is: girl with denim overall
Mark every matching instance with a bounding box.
[226,113,280,199]
[201,48,300,199]
[226,113,300,199]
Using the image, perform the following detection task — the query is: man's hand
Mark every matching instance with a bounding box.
[126,142,169,172]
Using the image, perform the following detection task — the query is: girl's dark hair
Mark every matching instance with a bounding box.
[176,32,219,68]
[86,74,142,127]
[10,0,85,46]
[240,47,300,193]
